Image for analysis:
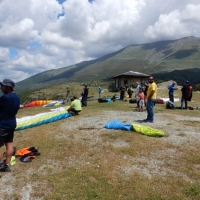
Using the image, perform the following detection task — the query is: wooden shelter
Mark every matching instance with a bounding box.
[111,71,150,88]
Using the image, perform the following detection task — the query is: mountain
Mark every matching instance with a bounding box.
[16,36,200,93]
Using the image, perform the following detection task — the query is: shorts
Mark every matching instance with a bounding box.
[0,128,15,147]
[139,100,145,107]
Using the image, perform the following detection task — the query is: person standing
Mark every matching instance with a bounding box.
[135,82,141,107]
[82,85,89,107]
[127,86,134,98]
[143,76,157,123]
[66,87,70,103]
[168,81,178,102]
[138,89,144,112]
[0,79,20,172]
[98,87,102,97]
[181,81,189,109]
[119,85,126,100]
[143,81,149,107]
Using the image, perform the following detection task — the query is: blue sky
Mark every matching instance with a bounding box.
[9,48,18,60]
[0,0,200,82]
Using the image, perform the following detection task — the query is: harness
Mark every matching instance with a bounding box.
[16,146,40,162]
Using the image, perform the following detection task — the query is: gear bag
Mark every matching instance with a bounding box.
[166,101,176,109]
[187,85,193,101]
[16,146,40,162]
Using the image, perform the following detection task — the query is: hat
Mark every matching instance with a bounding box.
[185,81,189,84]
[0,79,15,88]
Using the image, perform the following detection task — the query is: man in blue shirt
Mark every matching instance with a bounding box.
[98,87,102,97]
[168,81,178,102]
[0,79,20,172]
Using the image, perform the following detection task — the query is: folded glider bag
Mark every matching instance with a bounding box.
[16,110,72,131]
[104,120,164,137]
[23,100,53,108]
[132,124,164,137]
[104,120,132,131]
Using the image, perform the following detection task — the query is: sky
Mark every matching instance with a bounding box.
[0,0,200,82]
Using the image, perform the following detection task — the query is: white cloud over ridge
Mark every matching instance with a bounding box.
[0,0,200,82]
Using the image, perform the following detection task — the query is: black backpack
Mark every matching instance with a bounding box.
[166,101,176,109]
[129,99,137,104]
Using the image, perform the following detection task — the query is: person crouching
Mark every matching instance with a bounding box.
[67,96,82,116]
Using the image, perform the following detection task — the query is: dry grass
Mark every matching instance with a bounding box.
[1,88,200,199]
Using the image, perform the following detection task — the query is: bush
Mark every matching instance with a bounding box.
[156,79,165,84]
[194,84,200,91]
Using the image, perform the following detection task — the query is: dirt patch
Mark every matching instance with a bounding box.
[57,110,200,179]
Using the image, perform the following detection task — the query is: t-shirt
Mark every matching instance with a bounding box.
[83,88,89,97]
[168,84,176,93]
[0,93,20,129]
[147,82,157,99]
[181,84,189,98]
[139,92,144,100]
[135,85,141,96]
[71,99,82,111]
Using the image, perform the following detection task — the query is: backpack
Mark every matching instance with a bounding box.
[187,85,193,101]
[16,146,40,162]
[166,101,176,109]
[129,99,137,104]
[98,98,109,103]
[156,99,165,104]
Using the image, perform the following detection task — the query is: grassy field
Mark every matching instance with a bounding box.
[1,86,200,199]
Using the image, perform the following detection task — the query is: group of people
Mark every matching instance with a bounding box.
[1,77,193,173]
[134,78,157,123]
[119,77,157,123]
[65,84,89,116]
[168,80,193,109]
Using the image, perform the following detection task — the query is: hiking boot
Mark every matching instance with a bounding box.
[0,164,11,172]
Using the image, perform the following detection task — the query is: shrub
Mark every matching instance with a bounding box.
[156,79,165,84]
[194,84,200,91]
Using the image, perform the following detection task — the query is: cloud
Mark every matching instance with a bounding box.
[144,3,200,40]
[0,0,200,82]
[0,47,9,62]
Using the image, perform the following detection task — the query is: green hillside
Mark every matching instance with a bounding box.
[16,36,200,93]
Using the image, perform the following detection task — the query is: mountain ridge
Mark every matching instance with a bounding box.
[16,36,200,93]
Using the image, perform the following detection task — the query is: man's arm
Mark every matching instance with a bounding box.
[174,87,178,90]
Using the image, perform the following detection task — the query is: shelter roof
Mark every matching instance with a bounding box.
[111,71,150,78]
